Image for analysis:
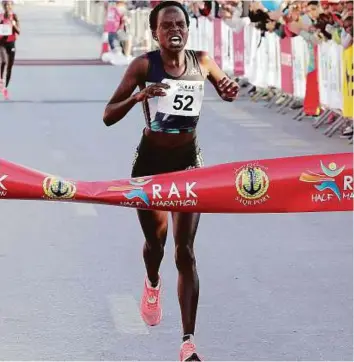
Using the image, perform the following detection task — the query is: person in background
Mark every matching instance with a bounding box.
[116,0,133,60]
[105,1,124,52]
[0,0,19,100]
[104,1,133,61]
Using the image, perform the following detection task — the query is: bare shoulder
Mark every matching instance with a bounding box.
[128,53,150,72]
[195,50,211,78]
[195,50,210,62]
[125,53,151,81]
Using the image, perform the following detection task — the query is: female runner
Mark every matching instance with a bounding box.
[103,2,239,360]
[0,0,20,100]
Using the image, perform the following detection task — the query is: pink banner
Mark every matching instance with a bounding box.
[233,30,244,76]
[213,18,222,69]
[280,37,294,95]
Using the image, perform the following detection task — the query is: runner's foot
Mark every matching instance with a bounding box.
[180,337,203,361]
[2,87,9,100]
[140,275,162,326]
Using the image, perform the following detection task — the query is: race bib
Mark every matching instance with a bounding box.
[157,79,204,117]
[0,24,11,36]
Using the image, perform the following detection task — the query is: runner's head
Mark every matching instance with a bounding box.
[2,0,13,12]
[149,1,190,53]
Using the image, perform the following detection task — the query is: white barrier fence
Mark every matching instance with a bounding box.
[185,16,352,124]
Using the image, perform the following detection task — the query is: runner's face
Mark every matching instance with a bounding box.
[155,7,188,52]
[3,1,12,12]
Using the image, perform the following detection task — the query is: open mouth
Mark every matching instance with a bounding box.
[169,35,182,46]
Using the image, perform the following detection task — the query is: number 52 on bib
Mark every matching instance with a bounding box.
[157,79,204,117]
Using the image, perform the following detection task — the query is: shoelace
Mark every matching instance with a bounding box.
[146,289,159,310]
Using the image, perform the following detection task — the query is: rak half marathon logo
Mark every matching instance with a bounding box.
[299,161,353,202]
[234,163,270,206]
[107,178,198,208]
[107,178,151,206]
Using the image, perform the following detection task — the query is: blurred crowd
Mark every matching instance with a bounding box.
[136,1,353,46]
[101,0,353,140]
[107,1,353,49]
[184,1,353,48]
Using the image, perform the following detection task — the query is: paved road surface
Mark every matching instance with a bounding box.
[0,4,352,361]
[15,3,101,60]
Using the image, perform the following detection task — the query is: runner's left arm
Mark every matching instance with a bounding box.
[197,51,239,102]
[12,14,20,34]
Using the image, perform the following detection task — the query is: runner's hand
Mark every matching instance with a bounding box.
[135,83,170,102]
[217,77,239,102]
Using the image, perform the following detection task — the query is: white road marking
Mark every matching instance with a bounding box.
[268,139,310,147]
[107,294,149,335]
[239,122,273,128]
[248,129,289,137]
[74,203,98,217]
[231,119,259,124]
[208,104,255,120]
[247,129,311,147]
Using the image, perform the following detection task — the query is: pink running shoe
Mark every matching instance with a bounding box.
[2,87,9,100]
[180,338,203,361]
[140,275,162,326]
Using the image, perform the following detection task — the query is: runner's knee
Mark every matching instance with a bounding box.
[175,243,196,271]
[145,224,167,251]
[139,211,168,250]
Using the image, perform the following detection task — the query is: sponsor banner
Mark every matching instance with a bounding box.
[291,36,308,99]
[280,36,294,95]
[342,45,354,119]
[213,18,222,69]
[266,32,281,88]
[233,29,245,76]
[318,41,343,110]
[0,153,352,214]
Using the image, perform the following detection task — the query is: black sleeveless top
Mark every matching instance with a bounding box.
[142,49,205,134]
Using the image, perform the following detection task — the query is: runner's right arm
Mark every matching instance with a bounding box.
[103,56,169,126]
[103,56,147,126]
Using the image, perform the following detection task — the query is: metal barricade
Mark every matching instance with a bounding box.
[72,0,105,28]
[127,8,154,55]
[70,2,352,143]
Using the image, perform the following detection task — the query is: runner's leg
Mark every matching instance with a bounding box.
[172,211,201,336]
[5,45,15,87]
[138,209,168,326]
[0,45,9,85]
[137,209,168,286]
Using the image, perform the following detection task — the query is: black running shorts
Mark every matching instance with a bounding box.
[131,130,204,178]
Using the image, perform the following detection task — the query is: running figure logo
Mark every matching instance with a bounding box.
[107,178,151,206]
[299,161,345,200]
